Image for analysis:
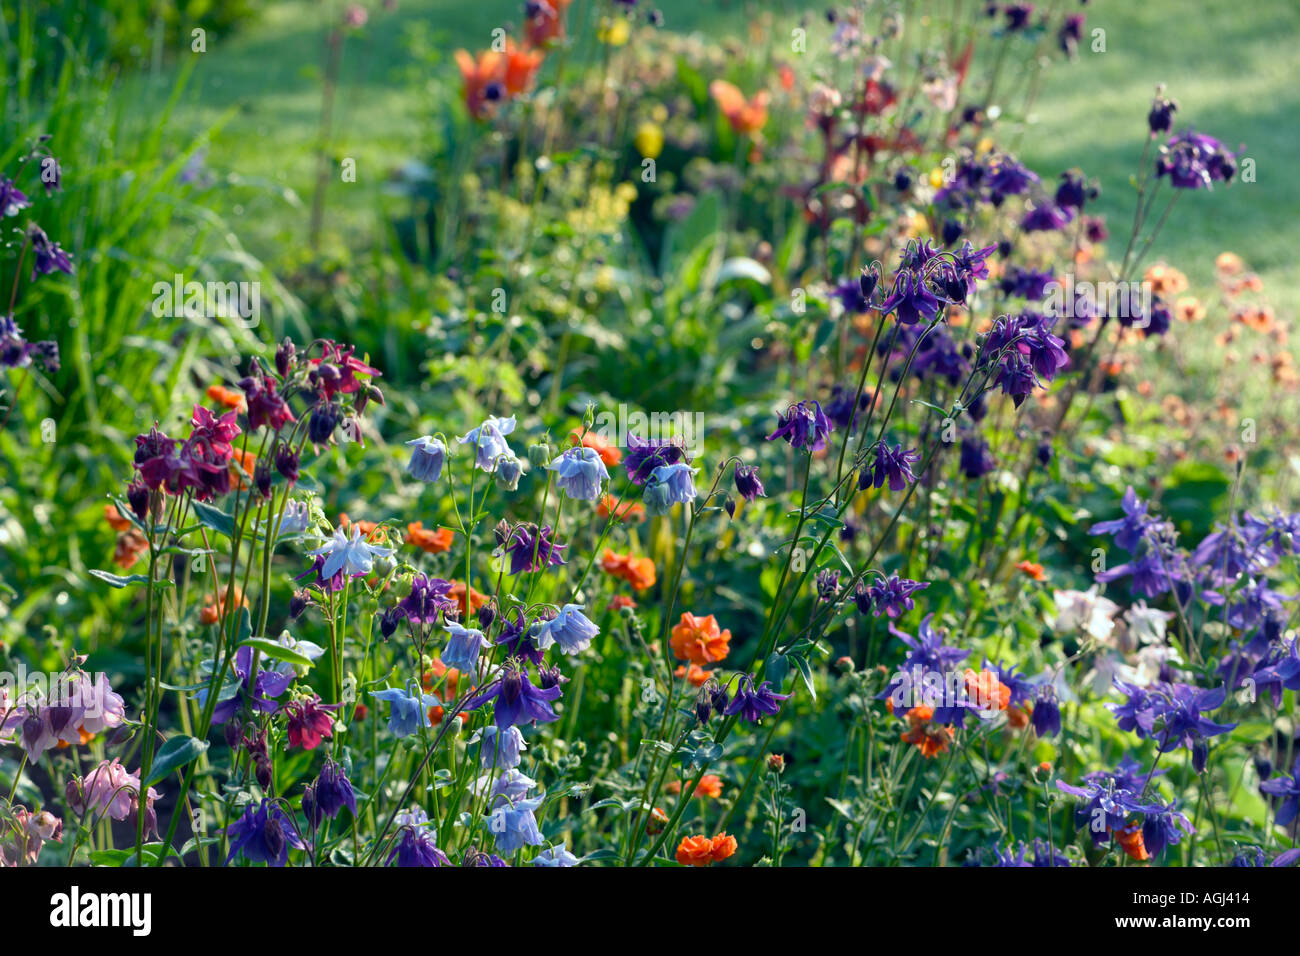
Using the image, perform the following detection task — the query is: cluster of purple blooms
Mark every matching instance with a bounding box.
[1057,755,1195,859]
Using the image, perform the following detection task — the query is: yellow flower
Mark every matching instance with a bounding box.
[634,122,664,159]
[598,16,630,46]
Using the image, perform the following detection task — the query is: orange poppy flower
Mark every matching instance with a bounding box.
[406,522,455,554]
[709,80,769,135]
[1015,560,1046,581]
[570,428,622,467]
[207,384,247,412]
[597,493,645,523]
[502,39,543,96]
[455,49,506,120]
[669,612,731,665]
[104,504,132,532]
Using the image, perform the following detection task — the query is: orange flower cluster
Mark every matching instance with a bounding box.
[406,521,454,554]
[601,549,657,591]
[199,585,246,626]
[900,705,955,758]
[206,383,246,412]
[230,449,257,491]
[449,580,488,617]
[675,832,738,866]
[709,80,769,135]
[666,774,723,799]
[674,662,710,686]
[597,493,645,523]
[456,1,573,121]
[669,612,731,665]
[963,669,1012,712]
[423,657,469,726]
[104,504,132,532]
[1015,560,1046,581]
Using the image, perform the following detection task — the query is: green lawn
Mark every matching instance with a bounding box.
[129,0,1299,318]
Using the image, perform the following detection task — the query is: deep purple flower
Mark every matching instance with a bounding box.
[1156,130,1239,189]
[766,400,831,453]
[500,523,567,574]
[1031,684,1061,737]
[27,224,73,279]
[1141,803,1193,858]
[397,574,455,625]
[463,662,562,729]
[494,608,546,666]
[0,177,31,217]
[864,442,920,491]
[239,372,296,432]
[388,809,450,867]
[855,573,929,619]
[1055,777,1160,847]
[959,434,996,479]
[733,463,766,502]
[313,759,357,821]
[881,269,941,325]
[723,674,790,724]
[1021,200,1075,232]
[1260,758,1300,828]
[224,799,303,866]
[623,433,686,485]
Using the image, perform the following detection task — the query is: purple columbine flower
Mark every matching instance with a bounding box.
[767,399,831,453]
[500,523,567,574]
[733,463,766,502]
[388,808,450,867]
[1091,486,1159,551]
[463,662,562,729]
[1055,777,1161,847]
[816,569,841,602]
[199,644,294,725]
[1031,684,1061,737]
[1141,803,1193,858]
[864,442,920,491]
[881,269,941,325]
[225,799,304,867]
[0,177,31,217]
[27,224,73,280]
[0,315,58,372]
[723,674,791,724]
[397,574,455,626]
[1260,758,1300,828]
[494,608,545,666]
[1021,200,1075,232]
[313,759,357,821]
[959,434,996,479]
[623,434,685,485]
[855,573,929,619]
[547,446,609,500]
[1156,130,1239,189]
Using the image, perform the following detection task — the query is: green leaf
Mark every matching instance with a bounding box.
[88,569,170,589]
[192,500,237,538]
[238,636,314,670]
[142,735,210,789]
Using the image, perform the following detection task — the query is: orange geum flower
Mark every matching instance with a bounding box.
[1115,823,1150,862]
[449,580,488,617]
[406,521,455,554]
[901,705,955,758]
[674,663,710,687]
[1215,251,1244,275]
[112,530,149,570]
[709,832,738,862]
[502,38,543,97]
[1015,560,1046,581]
[199,585,246,626]
[675,834,717,867]
[610,594,637,611]
[597,493,645,523]
[669,612,732,665]
[1174,296,1205,323]
[570,428,622,467]
[600,549,657,591]
[206,383,247,412]
[1143,263,1187,296]
[963,669,1012,712]
[709,80,769,135]
[229,448,257,491]
[104,504,132,532]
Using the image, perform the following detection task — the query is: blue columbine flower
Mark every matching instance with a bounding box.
[405,435,446,482]
[536,604,599,655]
[959,434,996,479]
[1031,684,1061,737]
[881,269,941,325]
[457,415,517,472]
[27,224,74,280]
[1055,777,1161,847]
[442,623,486,672]
[488,794,545,854]
[477,724,527,769]
[766,400,831,452]
[547,446,609,500]
[533,844,579,867]
[0,177,31,217]
[723,674,791,724]
[371,681,440,737]
[463,662,562,729]
[1141,803,1193,858]
[623,433,685,485]
[644,462,697,516]
[225,799,304,867]
[307,525,395,580]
